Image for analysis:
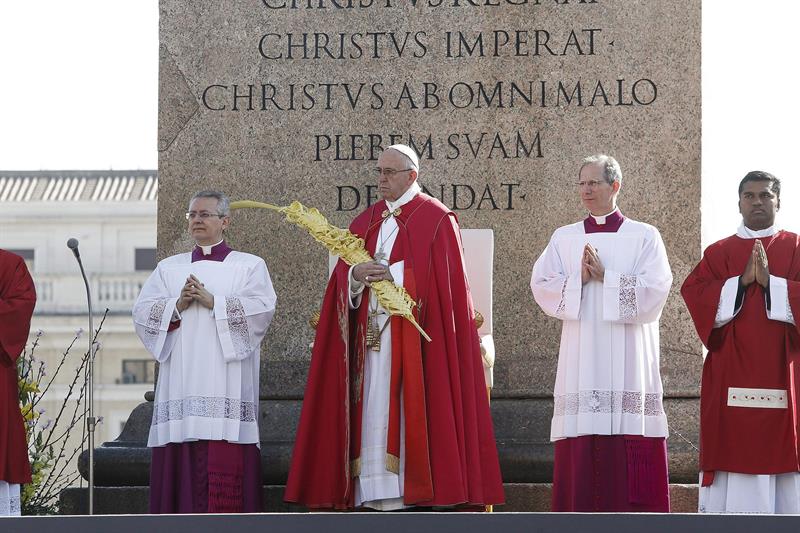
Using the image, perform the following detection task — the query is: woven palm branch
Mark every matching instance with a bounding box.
[231,200,431,341]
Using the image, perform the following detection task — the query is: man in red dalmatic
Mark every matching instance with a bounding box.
[285,144,504,510]
[0,249,36,516]
[682,171,800,514]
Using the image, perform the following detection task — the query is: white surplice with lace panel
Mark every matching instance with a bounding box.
[531,216,672,440]
[133,251,276,447]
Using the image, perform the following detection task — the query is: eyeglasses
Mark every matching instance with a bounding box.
[185,212,225,220]
[575,180,606,189]
[373,168,413,178]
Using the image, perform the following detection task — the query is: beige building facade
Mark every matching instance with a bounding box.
[0,170,157,449]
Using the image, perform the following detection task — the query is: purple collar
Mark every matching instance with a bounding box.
[191,240,233,263]
[583,209,625,234]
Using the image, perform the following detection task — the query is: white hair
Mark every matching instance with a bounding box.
[189,190,230,215]
[579,154,622,186]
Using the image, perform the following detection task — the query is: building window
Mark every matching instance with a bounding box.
[135,248,157,271]
[7,248,34,271]
[120,359,155,384]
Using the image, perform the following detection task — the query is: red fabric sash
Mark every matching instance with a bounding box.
[347,206,433,502]
[389,270,433,503]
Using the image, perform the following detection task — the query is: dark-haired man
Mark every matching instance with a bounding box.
[682,171,800,513]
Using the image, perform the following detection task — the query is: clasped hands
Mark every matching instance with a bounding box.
[741,239,770,288]
[176,274,214,312]
[581,243,605,285]
[353,261,394,285]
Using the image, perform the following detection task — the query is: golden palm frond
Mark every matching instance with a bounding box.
[231,200,431,341]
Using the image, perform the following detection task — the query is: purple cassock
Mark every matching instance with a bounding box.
[149,241,263,514]
[551,210,670,513]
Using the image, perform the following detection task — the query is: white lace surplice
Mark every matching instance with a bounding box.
[133,251,276,446]
[531,219,672,440]
[0,481,20,516]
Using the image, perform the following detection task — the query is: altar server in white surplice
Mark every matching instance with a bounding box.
[133,190,276,514]
[531,155,673,512]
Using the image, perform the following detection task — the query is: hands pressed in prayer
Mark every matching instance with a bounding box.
[186,274,215,309]
[741,246,756,287]
[177,279,194,312]
[754,239,770,288]
[741,240,769,288]
[581,245,591,284]
[353,261,393,285]
[582,244,605,284]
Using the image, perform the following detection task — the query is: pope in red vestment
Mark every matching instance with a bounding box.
[285,145,504,510]
[682,172,800,513]
[0,250,36,488]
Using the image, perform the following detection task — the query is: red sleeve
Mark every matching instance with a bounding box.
[785,233,800,334]
[680,243,727,350]
[0,252,37,367]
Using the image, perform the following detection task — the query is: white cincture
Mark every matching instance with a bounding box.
[727,387,788,409]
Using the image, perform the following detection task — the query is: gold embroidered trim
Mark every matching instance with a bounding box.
[385,453,400,474]
[382,207,402,219]
[350,457,361,477]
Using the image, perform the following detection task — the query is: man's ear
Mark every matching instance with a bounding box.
[408,170,418,186]
[612,180,621,194]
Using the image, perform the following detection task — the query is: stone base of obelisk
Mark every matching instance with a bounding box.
[59,483,699,514]
[60,394,700,514]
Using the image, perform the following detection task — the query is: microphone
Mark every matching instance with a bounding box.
[66,236,96,514]
[67,238,80,259]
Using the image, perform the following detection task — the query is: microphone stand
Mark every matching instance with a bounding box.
[69,240,96,515]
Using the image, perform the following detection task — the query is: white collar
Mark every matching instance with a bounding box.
[197,239,224,255]
[385,181,421,213]
[589,207,620,225]
[737,222,779,239]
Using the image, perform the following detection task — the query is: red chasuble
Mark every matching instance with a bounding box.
[0,250,36,484]
[681,231,800,480]
[284,193,505,509]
